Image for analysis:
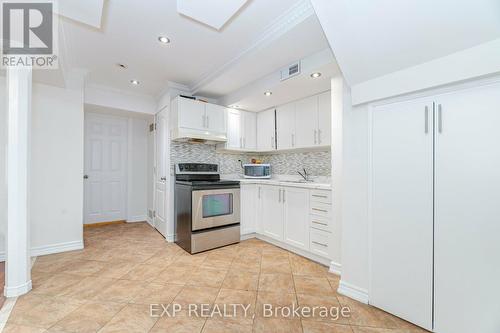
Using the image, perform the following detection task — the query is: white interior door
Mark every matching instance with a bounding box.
[84,113,128,224]
[154,108,168,237]
[434,83,500,333]
[370,98,434,331]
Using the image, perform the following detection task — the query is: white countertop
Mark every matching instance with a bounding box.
[222,175,332,190]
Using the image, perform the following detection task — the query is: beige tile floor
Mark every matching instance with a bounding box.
[4,223,429,333]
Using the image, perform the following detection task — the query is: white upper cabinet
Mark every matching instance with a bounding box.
[171,96,227,142]
[257,109,276,151]
[318,91,331,146]
[221,109,257,151]
[205,103,227,134]
[226,109,242,149]
[295,95,319,148]
[276,102,296,150]
[243,111,257,150]
[178,97,205,130]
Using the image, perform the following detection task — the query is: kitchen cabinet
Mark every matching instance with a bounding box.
[260,185,283,241]
[370,81,500,333]
[276,102,296,149]
[283,187,309,250]
[243,111,257,150]
[226,109,242,149]
[222,109,257,151]
[257,108,276,151]
[295,95,318,148]
[171,96,227,142]
[317,91,331,146]
[240,184,257,235]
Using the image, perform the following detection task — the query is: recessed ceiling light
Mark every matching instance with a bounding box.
[130,79,140,85]
[158,36,170,44]
[310,72,322,78]
[264,91,272,96]
[116,63,128,69]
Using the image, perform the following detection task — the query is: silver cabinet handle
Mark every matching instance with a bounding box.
[271,136,274,149]
[318,129,322,144]
[278,189,281,203]
[312,220,328,226]
[314,130,317,144]
[312,194,327,198]
[160,177,166,181]
[312,208,327,213]
[240,137,242,148]
[438,104,443,133]
[206,115,210,128]
[291,134,295,147]
[282,189,286,203]
[312,241,328,247]
[83,175,89,179]
[243,137,246,148]
[424,106,429,134]
[258,187,261,199]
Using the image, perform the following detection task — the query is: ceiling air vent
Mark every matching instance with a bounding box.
[281,61,301,81]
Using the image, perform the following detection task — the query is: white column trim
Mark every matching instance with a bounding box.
[5,67,33,298]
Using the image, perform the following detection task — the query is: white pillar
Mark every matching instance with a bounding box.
[5,67,32,297]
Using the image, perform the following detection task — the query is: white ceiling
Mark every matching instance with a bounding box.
[311,0,500,85]
[176,0,250,30]
[61,0,325,97]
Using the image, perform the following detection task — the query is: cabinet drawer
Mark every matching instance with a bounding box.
[310,215,331,232]
[310,190,331,204]
[310,202,332,218]
[310,228,330,258]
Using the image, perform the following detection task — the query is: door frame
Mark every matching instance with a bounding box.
[83,112,129,225]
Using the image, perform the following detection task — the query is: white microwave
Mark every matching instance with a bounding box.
[243,164,271,179]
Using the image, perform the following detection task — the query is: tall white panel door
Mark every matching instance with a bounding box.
[205,103,227,134]
[434,83,500,333]
[318,91,331,146]
[154,108,168,237]
[257,109,275,151]
[295,95,318,148]
[283,187,310,250]
[242,111,257,150]
[260,185,283,241]
[178,98,205,130]
[227,109,242,149]
[370,99,434,331]
[84,113,128,224]
[276,103,296,150]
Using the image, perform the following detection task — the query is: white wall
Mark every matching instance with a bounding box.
[30,83,84,252]
[0,79,85,258]
[127,117,151,222]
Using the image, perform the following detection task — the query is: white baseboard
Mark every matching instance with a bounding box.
[146,217,154,227]
[338,280,369,304]
[329,261,342,275]
[127,215,148,223]
[240,232,257,241]
[166,234,175,242]
[0,240,84,262]
[4,280,32,298]
[31,240,84,257]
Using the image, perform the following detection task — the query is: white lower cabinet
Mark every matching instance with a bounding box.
[240,184,257,235]
[283,187,310,250]
[245,184,332,260]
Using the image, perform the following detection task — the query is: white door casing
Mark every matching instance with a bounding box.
[154,108,168,238]
[84,113,128,224]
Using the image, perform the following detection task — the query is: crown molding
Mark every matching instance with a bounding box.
[189,0,315,94]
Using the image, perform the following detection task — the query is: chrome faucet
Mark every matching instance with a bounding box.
[298,168,309,182]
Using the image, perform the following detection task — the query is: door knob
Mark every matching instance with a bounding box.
[83,175,89,179]
[161,177,167,181]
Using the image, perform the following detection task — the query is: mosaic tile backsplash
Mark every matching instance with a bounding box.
[171,142,331,176]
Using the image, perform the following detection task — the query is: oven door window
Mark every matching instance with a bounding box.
[202,193,233,218]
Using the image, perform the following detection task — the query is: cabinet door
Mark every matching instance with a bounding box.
[240,184,257,235]
[227,109,242,149]
[283,187,309,250]
[242,111,257,150]
[370,98,434,331]
[295,95,318,148]
[260,186,283,241]
[257,109,276,151]
[205,103,227,134]
[178,98,205,130]
[318,91,331,146]
[434,83,500,333]
[276,103,296,150]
